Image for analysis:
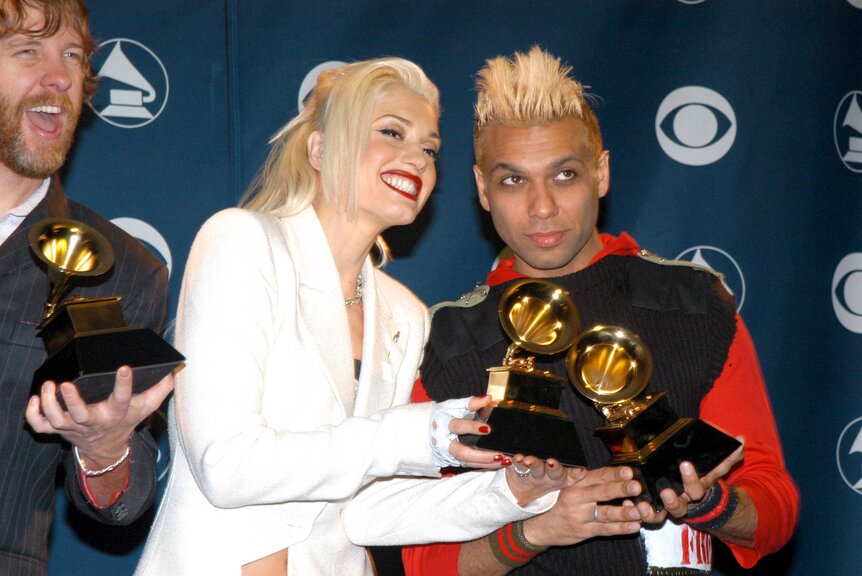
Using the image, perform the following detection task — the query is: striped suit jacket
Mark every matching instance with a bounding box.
[0,180,167,576]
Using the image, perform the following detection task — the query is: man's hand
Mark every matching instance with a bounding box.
[25,366,174,467]
[521,466,644,547]
[657,438,744,519]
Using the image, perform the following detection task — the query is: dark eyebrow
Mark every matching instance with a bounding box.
[488,161,521,174]
[376,114,441,142]
[549,155,582,170]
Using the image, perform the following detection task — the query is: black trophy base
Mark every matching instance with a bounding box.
[32,328,184,408]
[461,406,586,467]
[608,418,741,509]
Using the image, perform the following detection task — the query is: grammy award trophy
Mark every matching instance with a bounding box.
[461,279,586,466]
[29,218,185,407]
[566,325,741,508]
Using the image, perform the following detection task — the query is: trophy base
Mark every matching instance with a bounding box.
[608,418,741,509]
[32,328,185,407]
[461,405,586,467]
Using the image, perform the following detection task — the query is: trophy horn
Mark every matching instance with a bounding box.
[498,278,581,357]
[28,218,115,320]
[566,325,653,406]
[463,278,587,466]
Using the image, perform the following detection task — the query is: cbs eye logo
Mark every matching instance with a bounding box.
[298,61,346,113]
[111,217,174,278]
[833,253,862,333]
[656,86,737,166]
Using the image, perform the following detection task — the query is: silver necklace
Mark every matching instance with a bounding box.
[344,274,363,307]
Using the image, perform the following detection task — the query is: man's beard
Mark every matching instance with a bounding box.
[0,93,79,179]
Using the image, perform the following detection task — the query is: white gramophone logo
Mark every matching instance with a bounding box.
[88,39,169,129]
[675,246,746,312]
[837,417,862,495]
[834,91,862,173]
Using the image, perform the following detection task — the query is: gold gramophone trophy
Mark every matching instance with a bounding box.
[29,218,184,408]
[566,325,741,508]
[461,279,586,466]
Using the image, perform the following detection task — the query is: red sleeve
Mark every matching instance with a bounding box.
[403,542,461,576]
[411,375,432,403]
[700,316,799,567]
[403,377,463,574]
[77,464,130,509]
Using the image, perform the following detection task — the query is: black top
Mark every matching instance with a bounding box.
[422,254,736,576]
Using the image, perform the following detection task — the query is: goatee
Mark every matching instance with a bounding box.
[0,93,79,179]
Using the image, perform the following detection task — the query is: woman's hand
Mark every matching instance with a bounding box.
[429,395,509,469]
[504,454,574,506]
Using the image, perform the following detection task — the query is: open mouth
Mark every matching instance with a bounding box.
[25,105,64,137]
[381,171,422,201]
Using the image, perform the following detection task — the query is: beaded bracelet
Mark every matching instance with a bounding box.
[684,478,739,531]
[488,521,548,568]
[74,443,131,477]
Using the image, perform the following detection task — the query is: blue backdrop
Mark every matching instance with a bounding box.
[47,1,861,574]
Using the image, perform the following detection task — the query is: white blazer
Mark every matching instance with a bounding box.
[136,208,553,576]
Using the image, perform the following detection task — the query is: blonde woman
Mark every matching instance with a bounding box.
[136,57,568,576]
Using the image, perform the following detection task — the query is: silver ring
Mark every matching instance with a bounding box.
[592,504,600,522]
[512,463,531,477]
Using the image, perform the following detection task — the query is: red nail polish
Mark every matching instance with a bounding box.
[548,462,556,468]
[493,454,504,462]
[479,425,490,433]
[502,458,512,467]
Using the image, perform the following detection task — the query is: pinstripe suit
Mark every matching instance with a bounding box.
[0,180,167,576]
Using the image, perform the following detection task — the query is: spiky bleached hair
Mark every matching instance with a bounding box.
[473,46,603,166]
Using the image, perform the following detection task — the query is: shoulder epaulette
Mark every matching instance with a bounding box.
[429,283,490,319]
[637,249,725,282]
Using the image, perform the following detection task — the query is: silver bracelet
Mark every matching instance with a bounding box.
[74,443,131,477]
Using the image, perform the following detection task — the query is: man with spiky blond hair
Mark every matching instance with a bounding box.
[405,46,798,575]
[0,1,172,573]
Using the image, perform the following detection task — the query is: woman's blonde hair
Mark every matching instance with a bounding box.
[473,46,602,166]
[241,57,439,223]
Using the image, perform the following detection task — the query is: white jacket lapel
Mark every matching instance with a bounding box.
[284,209,355,416]
[354,262,409,417]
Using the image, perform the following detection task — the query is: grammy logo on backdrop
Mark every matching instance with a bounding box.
[29,218,184,407]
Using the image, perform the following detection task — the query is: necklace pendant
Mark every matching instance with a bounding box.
[345,274,364,307]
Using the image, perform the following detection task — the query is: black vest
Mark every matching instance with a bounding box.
[422,254,737,576]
